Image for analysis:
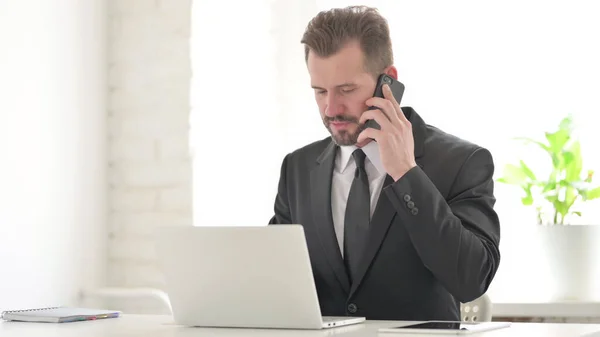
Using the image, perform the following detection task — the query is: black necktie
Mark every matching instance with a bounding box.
[344,149,371,284]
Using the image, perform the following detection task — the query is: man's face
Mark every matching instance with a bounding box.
[307,41,377,146]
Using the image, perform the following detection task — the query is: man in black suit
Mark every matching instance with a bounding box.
[269,5,501,321]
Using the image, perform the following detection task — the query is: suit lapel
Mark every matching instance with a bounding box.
[310,141,351,293]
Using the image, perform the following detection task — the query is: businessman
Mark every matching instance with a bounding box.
[269,6,501,321]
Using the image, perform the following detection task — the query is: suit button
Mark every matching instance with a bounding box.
[411,207,419,215]
[407,201,415,208]
[347,303,358,314]
[403,194,411,202]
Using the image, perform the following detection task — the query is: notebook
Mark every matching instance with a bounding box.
[1,306,121,323]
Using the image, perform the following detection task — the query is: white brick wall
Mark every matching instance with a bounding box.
[107,0,193,314]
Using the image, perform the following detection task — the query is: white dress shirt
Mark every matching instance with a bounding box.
[331,141,387,257]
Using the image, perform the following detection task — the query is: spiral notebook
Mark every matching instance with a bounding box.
[1,306,121,323]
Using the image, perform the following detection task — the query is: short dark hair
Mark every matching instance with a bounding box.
[300,5,394,77]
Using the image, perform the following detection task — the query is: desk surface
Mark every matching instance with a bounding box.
[1,314,600,337]
[493,301,600,318]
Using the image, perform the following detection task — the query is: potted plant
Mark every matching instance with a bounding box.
[497,115,600,224]
[497,115,600,301]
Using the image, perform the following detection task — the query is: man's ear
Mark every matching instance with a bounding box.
[384,65,398,80]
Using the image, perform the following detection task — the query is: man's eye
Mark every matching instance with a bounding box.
[342,88,355,94]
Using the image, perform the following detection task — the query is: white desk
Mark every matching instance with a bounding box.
[1,314,600,337]
[493,301,600,320]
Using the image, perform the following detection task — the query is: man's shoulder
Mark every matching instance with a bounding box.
[423,123,490,163]
[426,124,480,149]
[406,107,487,161]
[285,136,333,164]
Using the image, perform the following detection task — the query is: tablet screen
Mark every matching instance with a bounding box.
[390,321,510,332]
[395,322,463,330]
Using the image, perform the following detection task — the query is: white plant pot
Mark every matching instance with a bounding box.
[537,225,600,301]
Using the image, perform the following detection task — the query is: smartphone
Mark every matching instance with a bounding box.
[364,73,406,130]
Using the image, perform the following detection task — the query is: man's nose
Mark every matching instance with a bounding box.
[325,95,345,118]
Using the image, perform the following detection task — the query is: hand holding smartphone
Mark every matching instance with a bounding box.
[357,73,416,181]
[363,74,406,131]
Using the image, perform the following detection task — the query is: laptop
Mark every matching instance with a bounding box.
[153,225,366,329]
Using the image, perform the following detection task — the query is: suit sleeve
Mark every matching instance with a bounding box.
[269,154,292,225]
[384,147,500,303]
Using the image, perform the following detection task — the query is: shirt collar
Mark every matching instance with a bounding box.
[337,141,386,175]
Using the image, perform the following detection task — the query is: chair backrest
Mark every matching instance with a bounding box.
[460,294,492,322]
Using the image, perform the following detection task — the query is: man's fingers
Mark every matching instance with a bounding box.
[365,96,398,125]
[357,127,380,144]
[359,108,393,130]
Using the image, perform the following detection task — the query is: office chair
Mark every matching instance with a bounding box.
[461,294,492,322]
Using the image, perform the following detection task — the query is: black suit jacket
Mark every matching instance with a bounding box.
[269,107,501,321]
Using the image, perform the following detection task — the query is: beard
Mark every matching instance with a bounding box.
[322,114,367,146]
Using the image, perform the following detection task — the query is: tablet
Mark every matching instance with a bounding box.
[378,321,511,335]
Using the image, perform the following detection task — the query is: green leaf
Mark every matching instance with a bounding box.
[558,115,574,132]
[585,170,594,183]
[522,193,534,205]
[542,182,557,193]
[545,129,570,153]
[565,141,583,182]
[554,200,568,217]
[520,184,534,205]
[550,152,562,169]
[563,151,575,167]
[586,187,600,200]
[558,180,570,187]
[513,137,550,152]
[572,211,582,217]
[564,186,577,211]
[519,160,536,181]
[545,193,558,204]
[499,164,529,186]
